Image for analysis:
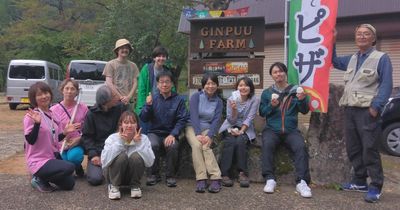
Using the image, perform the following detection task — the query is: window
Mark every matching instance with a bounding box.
[69,62,106,81]
[9,65,45,79]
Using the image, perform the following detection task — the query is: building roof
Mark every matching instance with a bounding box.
[178,0,400,34]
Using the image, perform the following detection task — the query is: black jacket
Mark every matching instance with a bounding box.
[81,102,126,160]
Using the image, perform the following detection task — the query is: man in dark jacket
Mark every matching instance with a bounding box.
[82,85,126,185]
[140,71,188,187]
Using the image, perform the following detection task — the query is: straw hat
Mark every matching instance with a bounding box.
[113,39,133,53]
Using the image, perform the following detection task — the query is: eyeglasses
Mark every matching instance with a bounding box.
[158,80,171,84]
[356,32,373,37]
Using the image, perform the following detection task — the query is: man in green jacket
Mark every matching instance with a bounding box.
[259,62,312,198]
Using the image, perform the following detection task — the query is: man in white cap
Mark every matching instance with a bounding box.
[333,24,393,203]
[103,38,139,109]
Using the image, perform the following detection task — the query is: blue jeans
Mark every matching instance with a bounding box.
[61,146,84,166]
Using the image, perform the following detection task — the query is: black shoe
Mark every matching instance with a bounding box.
[195,180,206,193]
[166,178,177,187]
[146,175,161,186]
[238,172,250,188]
[221,176,234,187]
[75,165,84,177]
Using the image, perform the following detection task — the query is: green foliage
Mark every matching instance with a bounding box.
[0,0,189,92]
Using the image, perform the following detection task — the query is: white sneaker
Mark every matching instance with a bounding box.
[108,184,121,200]
[131,187,142,198]
[296,180,312,198]
[263,179,276,193]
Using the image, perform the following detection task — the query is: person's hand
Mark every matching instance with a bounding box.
[204,135,212,147]
[133,128,142,142]
[65,137,80,149]
[271,98,280,107]
[164,135,176,147]
[369,107,378,118]
[120,96,129,105]
[91,156,101,166]
[63,123,78,135]
[196,135,206,145]
[296,92,306,101]
[26,108,41,123]
[120,128,134,144]
[230,128,241,136]
[229,100,237,111]
[146,93,152,105]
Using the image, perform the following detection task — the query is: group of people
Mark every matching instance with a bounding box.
[23,23,392,203]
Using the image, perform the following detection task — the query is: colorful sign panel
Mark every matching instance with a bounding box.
[190,58,263,89]
[288,0,338,113]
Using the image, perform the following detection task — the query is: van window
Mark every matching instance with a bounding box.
[69,63,105,81]
[9,65,45,79]
[49,67,60,80]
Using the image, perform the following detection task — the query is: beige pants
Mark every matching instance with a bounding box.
[185,126,221,180]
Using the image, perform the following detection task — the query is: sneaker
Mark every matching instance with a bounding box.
[341,182,368,192]
[108,184,121,200]
[221,176,233,187]
[131,187,142,199]
[195,180,206,193]
[208,180,221,193]
[75,165,84,177]
[146,175,161,186]
[166,177,177,187]
[238,172,250,188]
[296,180,312,198]
[31,176,55,193]
[364,187,382,203]
[263,179,277,193]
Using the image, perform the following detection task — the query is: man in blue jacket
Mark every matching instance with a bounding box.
[140,71,188,187]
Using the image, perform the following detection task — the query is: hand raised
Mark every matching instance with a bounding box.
[133,128,142,142]
[146,93,153,105]
[26,108,41,123]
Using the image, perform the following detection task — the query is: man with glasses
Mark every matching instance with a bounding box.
[135,46,176,134]
[139,71,188,187]
[332,24,393,203]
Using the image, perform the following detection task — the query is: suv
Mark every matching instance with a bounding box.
[381,96,400,156]
[66,60,107,106]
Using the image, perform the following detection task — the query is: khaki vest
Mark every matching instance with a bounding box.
[339,49,384,107]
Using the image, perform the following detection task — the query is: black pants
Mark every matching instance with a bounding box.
[261,128,311,184]
[86,160,104,186]
[147,133,179,178]
[34,159,75,190]
[344,107,384,190]
[220,132,249,177]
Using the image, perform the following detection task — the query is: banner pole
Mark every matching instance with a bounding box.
[284,0,289,65]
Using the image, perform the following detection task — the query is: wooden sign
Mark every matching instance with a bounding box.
[190,17,265,53]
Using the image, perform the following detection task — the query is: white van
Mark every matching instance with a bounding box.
[66,60,107,106]
[6,59,63,110]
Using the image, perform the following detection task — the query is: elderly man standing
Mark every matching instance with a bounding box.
[333,24,393,203]
[103,38,139,110]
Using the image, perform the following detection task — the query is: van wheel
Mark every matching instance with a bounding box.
[9,103,18,110]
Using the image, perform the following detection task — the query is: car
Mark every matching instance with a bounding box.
[66,60,107,106]
[6,59,63,110]
[381,96,400,157]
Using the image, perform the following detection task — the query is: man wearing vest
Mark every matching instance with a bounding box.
[333,24,393,203]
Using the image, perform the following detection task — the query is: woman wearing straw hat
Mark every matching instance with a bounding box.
[103,38,139,110]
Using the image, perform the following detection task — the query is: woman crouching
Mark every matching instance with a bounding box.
[101,111,155,200]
